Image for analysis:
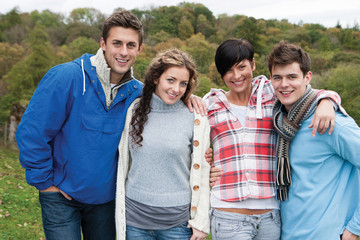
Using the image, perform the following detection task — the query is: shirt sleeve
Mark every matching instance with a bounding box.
[332,115,360,236]
[316,89,348,115]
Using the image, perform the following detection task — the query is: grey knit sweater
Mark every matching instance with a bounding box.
[125,93,195,207]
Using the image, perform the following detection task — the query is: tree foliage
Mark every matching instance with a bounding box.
[0,3,360,126]
[312,64,360,125]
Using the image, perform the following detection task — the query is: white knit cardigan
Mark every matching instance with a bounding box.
[115,98,211,239]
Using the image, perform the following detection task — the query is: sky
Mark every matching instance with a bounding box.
[1,0,359,28]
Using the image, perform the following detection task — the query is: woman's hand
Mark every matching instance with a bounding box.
[309,99,335,136]
[187,95,207,116]
[188,224,208,240]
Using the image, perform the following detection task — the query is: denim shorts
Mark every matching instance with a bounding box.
[210,208,281,240]
[126,222,192,240]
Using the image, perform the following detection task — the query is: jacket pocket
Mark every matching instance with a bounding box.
[81,115,124,134]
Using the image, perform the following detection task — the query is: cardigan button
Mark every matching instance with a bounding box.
[193,140,199,147]
[193,185,200,191]
[194,119,200,125]
[191,206,197,211]
[193,163,200,170]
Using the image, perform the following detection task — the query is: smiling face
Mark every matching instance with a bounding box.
[223,59,255,95]
[100,26,142,84]
[154,66,190,105]
[271,62,312,112]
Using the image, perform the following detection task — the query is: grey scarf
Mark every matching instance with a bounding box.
[273,85,318,201]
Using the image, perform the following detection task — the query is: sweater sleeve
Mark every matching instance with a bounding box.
[115,99,139,240]
[333,115,360,236]
[16,65,74,190]
[188,114,211,234]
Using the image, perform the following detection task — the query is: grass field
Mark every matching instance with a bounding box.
[0,147,45,240]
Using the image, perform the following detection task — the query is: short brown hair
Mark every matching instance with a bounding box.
[267,41,311,76]
[102,10,144,48]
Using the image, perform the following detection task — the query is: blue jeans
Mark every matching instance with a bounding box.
[126,222,193,240]
[210,208,281,240]
[39,191,115,240]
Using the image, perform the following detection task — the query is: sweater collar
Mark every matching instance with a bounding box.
[90,48,133,86]
[91,48,111,85]
[150,93,186,111]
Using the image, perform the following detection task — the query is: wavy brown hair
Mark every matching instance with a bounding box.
[130,48,198,147]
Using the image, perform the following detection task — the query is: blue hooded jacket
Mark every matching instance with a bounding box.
[16,53,143,204]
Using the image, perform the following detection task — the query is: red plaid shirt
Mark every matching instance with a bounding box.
[204,75,277,202]
[204,75,341,202]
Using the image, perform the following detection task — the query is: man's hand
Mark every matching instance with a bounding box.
[210,166,223,187]
[204,148,223,187]
[341,229,358,240]
[205,148,213,166]
[40,185,72,200]
[60,190,73,200]
[309,99,335,136]
[187,95,207,116]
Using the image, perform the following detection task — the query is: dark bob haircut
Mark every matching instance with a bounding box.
[215,38,254,78]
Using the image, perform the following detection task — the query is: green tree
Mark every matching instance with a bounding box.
[0,42,25,78]
[196,14,215,38]
[149,6,183,37]
[235,17,263,53]
[194,75,219,98]
[68,8,105,26]
[178,17,194,40]
[0,24,55,122]
[62,36,99,61]
[317,35,331,51]
[341,29,355,50]
[0,7,22,30]
[30,10,63,28]
[184,33,217,73]
[26,24,56,83]
[153,38,185,53]
[178,2,215,34]
[282,27,312,49]
[0,8,31,44]
[208,62,222,86]
[65,8,104,43]
[309,51,335,74]
[304,23,326,44]
[313,64,360,124]
[30,10,67,45]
